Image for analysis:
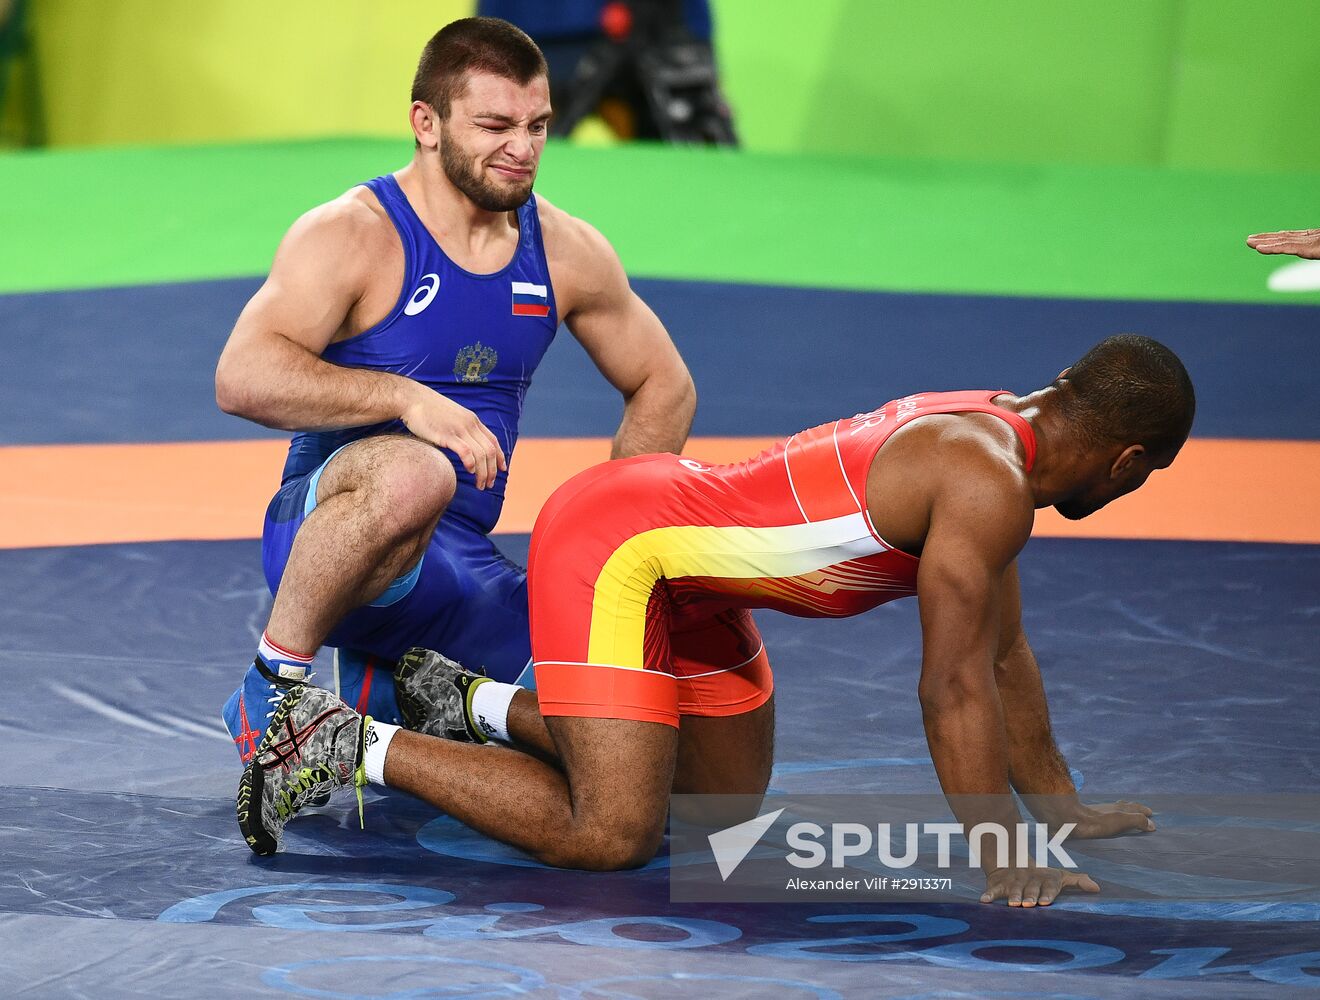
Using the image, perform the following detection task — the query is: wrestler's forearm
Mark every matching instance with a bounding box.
[217,333,421,431]
[920,681,1016,799]
[920,686,1025,857]
[610,370,696,459]
[993,634,1079,813]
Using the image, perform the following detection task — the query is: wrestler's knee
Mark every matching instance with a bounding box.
[335,437,456,534]
[538,816,665,871]
[537,715,677,870]
[374,452,455,530]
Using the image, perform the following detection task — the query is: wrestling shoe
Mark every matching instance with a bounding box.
[222,657,311,765]
[331,647,404,725]
[236,684,368,856]
[393,646,490,743]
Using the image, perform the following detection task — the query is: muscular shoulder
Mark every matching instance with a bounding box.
[924,415,1035,549]
[250,185,405,341]
[534,194,603,257]
[535,195,623,308]
[869,413,1033,558]
[273,186,398,284]
[934,414,1030,487]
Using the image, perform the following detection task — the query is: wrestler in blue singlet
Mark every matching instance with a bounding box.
[261,174,557,709]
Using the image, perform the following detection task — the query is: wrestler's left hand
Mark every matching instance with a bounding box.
[1065,800,1155,839]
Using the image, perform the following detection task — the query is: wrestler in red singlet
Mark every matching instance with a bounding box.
[530,391,1036,727]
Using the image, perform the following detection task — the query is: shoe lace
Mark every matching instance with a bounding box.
[354,715,372,830]
[264,672,315,721]
[276,765,330,819]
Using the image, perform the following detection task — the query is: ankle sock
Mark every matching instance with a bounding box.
[362,719,400,785]
[257,631,315,682]
[469,680,519,743]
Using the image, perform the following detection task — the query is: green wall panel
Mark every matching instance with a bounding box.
[717,1,1180,165]
[29,0,470,147]
[711,0,1320,170]
[1165,1,1320,172]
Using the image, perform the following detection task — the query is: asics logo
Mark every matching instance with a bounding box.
[405,273,440,315]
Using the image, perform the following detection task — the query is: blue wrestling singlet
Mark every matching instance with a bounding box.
[261,174,560,685]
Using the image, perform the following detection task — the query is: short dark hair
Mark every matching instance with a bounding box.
[411,18,548,120]
[1057,334,1196,456]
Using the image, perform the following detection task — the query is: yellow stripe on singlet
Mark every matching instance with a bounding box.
[585,514,884,668]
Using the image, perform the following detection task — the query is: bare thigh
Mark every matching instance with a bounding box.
[668,696,774,828]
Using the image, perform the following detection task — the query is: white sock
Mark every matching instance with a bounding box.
[470,680,520,743]
[257,631,315,681]
[362,719,399,785]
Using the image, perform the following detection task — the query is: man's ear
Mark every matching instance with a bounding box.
[411,101,440,149]
[1110,444,1145,478]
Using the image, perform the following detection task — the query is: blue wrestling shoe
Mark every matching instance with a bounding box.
[237,684,368,856]
[331,648,403,725]
[222,657,311,765]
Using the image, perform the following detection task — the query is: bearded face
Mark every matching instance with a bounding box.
[439,119,537,212]
[434,72,551,213]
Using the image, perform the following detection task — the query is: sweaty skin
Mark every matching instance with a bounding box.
[377,389,1172,905]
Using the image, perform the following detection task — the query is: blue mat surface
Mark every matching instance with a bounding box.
[1,277,1316,444]
[3,536,1317,996]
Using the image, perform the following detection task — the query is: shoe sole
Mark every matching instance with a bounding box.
[237,683,308,856]
[393,647,432,731]
[237,760,277,856]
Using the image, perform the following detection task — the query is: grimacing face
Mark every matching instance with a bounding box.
[438,72,552,212]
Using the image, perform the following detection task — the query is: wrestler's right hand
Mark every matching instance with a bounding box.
[401,387,507,490]
[980,863,1099,908]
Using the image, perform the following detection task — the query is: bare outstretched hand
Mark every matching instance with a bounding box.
[981,863,1100,907]
[1247,229,1320,260]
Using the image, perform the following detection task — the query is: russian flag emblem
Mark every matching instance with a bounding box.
[511,281,550,317]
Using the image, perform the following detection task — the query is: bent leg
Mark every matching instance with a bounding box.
[671,606,775,795]
[229,434,456,764]
[488,686,774,797]
[325,502,532,726]
[453,606,776,789]
[673,695,775,796]
[383,715,677,869]
[265,435,455,653]
[668,607,775,825]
